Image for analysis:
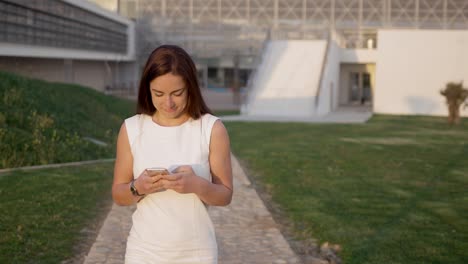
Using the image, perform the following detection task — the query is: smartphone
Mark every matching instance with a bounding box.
[146,167,170,177]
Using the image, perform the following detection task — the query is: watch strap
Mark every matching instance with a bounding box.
[130,179,144,197]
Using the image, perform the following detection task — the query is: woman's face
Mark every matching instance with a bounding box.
[149,73,188,120]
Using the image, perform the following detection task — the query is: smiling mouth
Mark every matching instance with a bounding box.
[165,108,177,113]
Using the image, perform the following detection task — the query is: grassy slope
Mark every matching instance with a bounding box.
[225,115,468,264]
[0,71,134,168]
[0,71,134,262]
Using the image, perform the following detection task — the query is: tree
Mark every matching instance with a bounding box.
[440,82,468,125]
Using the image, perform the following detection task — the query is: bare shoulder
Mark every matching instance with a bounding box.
[117,122,128,141]
[211,119,230,143]
[119,121,127,134]
[116,121,131,152]
[114,121,133,184]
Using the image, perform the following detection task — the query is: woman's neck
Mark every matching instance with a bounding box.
[152,112,190,127]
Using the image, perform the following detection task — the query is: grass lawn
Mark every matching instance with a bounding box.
[0,162,114,263]
[225,115,468,264]
[2,70,467,263]
[213,109,240,116]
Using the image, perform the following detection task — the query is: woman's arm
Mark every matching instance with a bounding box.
[113,123,179,205]
[197,119,233,205]
[112,123,141,205]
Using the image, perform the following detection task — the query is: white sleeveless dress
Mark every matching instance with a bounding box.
[124,113,219,264]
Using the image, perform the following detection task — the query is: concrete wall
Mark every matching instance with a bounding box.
[0,57,136,92]
[244,40,327,117]
[0,57,65,84]
[316,40,342,115]
[72,60,111,91]
[375,30,468,116]
[340,49,377,64]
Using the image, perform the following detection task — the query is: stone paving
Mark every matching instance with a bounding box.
[83,155,302,264]
[220,106,372,124]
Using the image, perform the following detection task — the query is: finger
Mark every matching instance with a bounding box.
[140,173,151,181]
[148,181,162,193]
[161,179,177,189]
[151,174,163,183]
[151,180,160,190]
[160,174,181,181]
[144,176,155,184]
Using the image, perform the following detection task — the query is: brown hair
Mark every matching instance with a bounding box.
[136,45,212,119]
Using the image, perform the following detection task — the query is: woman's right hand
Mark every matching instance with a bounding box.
[134,170,166,195]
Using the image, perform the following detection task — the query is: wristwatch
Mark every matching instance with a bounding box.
[130,179,144,197]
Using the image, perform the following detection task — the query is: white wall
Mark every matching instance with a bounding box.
[375,30,468,116]
[244,40,327,117]
[0,43,135,61]
[341,49,377,64]
[64,0,131,25]
[0,57,136,91]
[316,40,341,115]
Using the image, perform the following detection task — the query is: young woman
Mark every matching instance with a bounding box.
[112,45,233,263]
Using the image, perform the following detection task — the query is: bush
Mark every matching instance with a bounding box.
[440,82,468,125]
[0,71,134,168]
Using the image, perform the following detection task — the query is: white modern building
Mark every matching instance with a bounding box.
[130,0,468,117]
[0,0,136,93]
[244,29,468,118]
[3,0,468,117]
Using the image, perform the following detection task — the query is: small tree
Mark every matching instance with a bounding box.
[440,82,468,125]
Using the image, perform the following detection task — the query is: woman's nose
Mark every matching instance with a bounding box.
[166,96,174,107]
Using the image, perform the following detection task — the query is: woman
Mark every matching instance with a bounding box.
[112,45,233,264]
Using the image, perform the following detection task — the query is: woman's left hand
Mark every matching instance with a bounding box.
[159,165,203,194]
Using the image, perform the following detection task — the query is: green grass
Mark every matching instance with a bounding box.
[225,115,468,264]
[2,70,467,263]
[0,71,240,262]
[0,162,114,263]
[0,71,134,168]
[213,109,240,116]
[0,71,129,262]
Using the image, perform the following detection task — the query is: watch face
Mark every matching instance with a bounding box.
[130,180,138,195]
[130,180,143,196]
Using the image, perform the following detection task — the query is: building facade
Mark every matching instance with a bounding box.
[0,0,136,93]
[131,0,468,117]
[8,0,467,116]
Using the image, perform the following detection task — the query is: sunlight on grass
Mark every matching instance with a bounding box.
[340,137,422,145]
[225,115,468,264]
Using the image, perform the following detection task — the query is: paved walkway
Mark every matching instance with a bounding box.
[83,156,302,264]
[221,106,372,124]
[201,89,240,111]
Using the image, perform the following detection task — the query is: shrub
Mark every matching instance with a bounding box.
[440,82,468,125]
[0,71,133,168]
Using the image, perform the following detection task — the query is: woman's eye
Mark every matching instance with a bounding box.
[174,90,185,96]
[155,93,163,97]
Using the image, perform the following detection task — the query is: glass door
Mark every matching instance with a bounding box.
[349,72,360,103]
[361,73,372,105]
[349,72,372,105]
